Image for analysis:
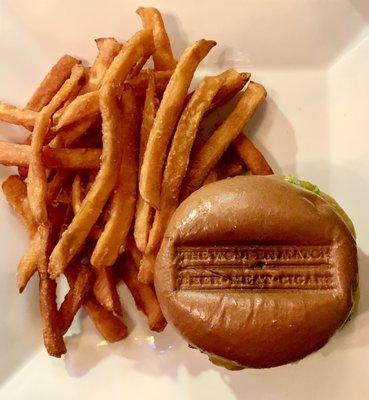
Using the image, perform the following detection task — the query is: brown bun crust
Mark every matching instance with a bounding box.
[155,175,358,368]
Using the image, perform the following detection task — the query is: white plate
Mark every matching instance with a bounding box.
[0,1,368,399]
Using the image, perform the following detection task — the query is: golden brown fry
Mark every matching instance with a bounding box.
[38,224,67,357]
[64,267,128,342]
[26,55,80,111]
[182,82,267,198]
[59,265,93,335]
[203,169,219,185]
[121,254,167,332]
[80,37,122,93]
[137,251,156,284]
[127,236,143,270]
[52,91,100,131]
[93,267,122,316]
[2,175,38,237]
[129,69,172,96]
[28,65,85,223]
[140,39,216,209]
[48,117,96,148]
[71,173,83,214]
[47,171,70,204]
[17,231,40,292]
[91,88,139,266]
[84,297,128,342]
[49,30,154,278]
[232,134,274,175]
[137,7,176,71]
[0,103,37,130]
[216,149,245,179]
[134,72,157,252]
[0,142,101,169]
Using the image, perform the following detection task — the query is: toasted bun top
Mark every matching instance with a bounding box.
[155,175,358,368]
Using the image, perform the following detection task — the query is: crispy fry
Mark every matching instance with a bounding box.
[59,265,93,335]
[216,149,245,179]
[134,72,157,252]
[91,88,139,266]
[0,142,101,169]
[129,69,172,96]
[127,236,143,270]
[137,251,156,284]
[80,37,122,94]
[203,169,219,185]
[71,173,83,214]
[47,171,70,204]
[140,39,216,209]
[232,134,273,175]
[2,175,38,237]
[28,65,85,223]
[26,55,80,111]
[0,103,37,130]
[93,267,122,316]
[64,267,128,342]
[182,82,267,198]
[17,231,40,292]
[53,91,100,131]
[48,117,96,148]
[49,30,154,278]
[137,7,176,71]
[121,254,166,332]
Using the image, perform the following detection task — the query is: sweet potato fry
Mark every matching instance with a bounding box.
[134,72,157,252]
[0,103,37,130]
[140,39,216,209]
[182,82,267,198]
[91,88,139,266]
[121,254,166,332]
[93,267,122,316]
[28,65,85,223]
[49,30,154,278]
[26,54,80,111]
[2,175,38,237]
[232,134,274,175]
[0,142,101,169]
[137,7,176,71]
[59,265,93,335]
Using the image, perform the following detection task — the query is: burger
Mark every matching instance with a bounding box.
[154,175,358,369]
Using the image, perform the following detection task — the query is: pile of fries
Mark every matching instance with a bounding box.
[0,7,273,357]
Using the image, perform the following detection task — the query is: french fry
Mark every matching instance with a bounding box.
[52,91,100,131]
[145,70,239,257]
[0,142,101,169]
[137,7,176,71]
[140,39,216,209]
[216,149,245,179]
[49,30,154,278]
[71,173,83,214]
[0,103,37,130]
[121,254,167,332]
[93,267,122,316]
[91,88,139,266]
[59,265,93,335]
[129,69,172,96]
[137,251,156,284]
[47,171,70,204]
[203,169,219,185]
[80,37,122,94]
[232,134,274,175]
[17,231,40,292]
[182,82,267,198]
[134,72,157,252]
[64,267,128,342]
[26,55,80,111]
[2,175,38,237]
[28,65,85,223]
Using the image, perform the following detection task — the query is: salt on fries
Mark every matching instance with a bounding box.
[0,7,273,356]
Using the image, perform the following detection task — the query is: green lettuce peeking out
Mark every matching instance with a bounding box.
[284,175,356,238]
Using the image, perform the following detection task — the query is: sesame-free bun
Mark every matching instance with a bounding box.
[155,175,358,368]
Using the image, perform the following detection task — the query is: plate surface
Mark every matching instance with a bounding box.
[0,1,368,399]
